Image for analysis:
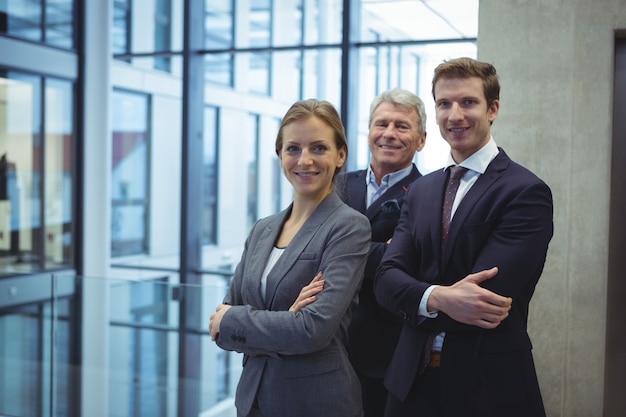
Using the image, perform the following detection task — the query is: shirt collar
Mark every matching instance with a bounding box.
[366,164,414,188]
[444,137,499,174]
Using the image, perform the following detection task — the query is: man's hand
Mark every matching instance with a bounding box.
[428,267,512,329]
[289,272,324,312]
[209,303,232,341]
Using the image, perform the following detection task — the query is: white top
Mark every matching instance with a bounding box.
[260,246,285,301]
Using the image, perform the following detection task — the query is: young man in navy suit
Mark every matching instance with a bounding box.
[340,88,427,417]
[374,58,553,417]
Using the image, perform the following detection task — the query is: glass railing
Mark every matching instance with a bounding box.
[0,272,241,417]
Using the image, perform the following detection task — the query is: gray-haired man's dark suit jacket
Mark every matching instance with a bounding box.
[339,165,421,376]
[217,192,371,417]
[339,164,421,417]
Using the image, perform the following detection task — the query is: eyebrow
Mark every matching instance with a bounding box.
[284,139,331,146]
[373,116,412,124]
[436,95,481,103]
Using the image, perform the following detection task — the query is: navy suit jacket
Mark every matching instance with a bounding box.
[374,149,553,417]
[338,165,421,377]
[218,192,370,417]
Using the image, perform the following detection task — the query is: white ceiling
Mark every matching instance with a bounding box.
[361,0,479,41]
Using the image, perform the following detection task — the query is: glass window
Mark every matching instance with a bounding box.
[205,53,233,86]
[353,41,477,172]
[112,0,180,72]
[109,278,172,417]
[0,296,73,417]
[45,0,74,49]
[205,0,340,49]
[0,71,76,277]
[0,1,43,43]
[302,0,341,45]
[0,0,75,49]
[249,0,271,48]
[246,114,258,231]
[111,90,150,258]
[205,0,233,49]
[0,72,44,274]
[301,48,341,106]
[249,52,270,94]
[44,78,74,268]
[270,50,301,103]
[113,0,131,57]
[203,106,217,246]
[351,1,478,174]
[272,155,282,213]
[272,0,303,47]
[265,117,282,214]
[154,0,173,72]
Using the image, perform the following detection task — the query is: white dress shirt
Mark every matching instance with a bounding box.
[419,138,500,351]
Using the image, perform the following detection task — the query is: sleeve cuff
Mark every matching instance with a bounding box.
[418,285,439,318]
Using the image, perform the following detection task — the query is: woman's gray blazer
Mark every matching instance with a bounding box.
[217,191,371,417]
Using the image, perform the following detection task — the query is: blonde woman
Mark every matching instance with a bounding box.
[210,99,370,417]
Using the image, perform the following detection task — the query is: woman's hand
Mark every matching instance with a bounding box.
[289,271,324,312]
[209,303,232,341]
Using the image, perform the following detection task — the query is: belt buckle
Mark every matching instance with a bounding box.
[428,351,441,368]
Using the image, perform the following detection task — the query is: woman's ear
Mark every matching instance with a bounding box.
[337,147,347,167]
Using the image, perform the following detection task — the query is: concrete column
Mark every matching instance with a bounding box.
[478,1,625,415]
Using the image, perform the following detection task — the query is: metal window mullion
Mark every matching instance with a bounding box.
[178,0,204,416]
[39,77,47,270]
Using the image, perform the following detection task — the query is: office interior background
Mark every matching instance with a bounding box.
[0,0,624,416]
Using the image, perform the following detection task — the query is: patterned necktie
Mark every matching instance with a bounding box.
[441,166,468,251]
[420,166,468,373]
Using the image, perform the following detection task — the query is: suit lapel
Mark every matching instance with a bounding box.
[263,193,342,308]
[442,151,510,263]
[344,170,367,213]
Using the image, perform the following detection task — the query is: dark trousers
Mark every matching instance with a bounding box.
[358,371,387,417]
[384,367,444,417]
